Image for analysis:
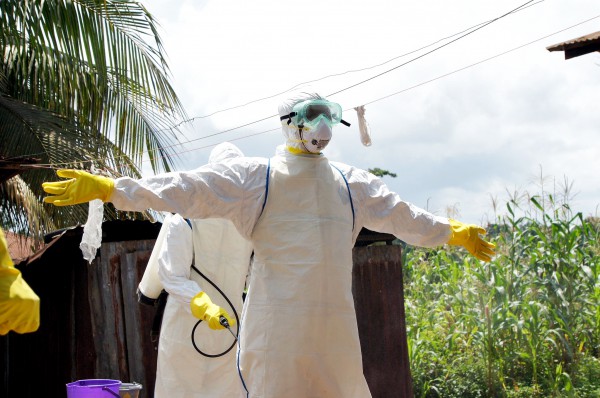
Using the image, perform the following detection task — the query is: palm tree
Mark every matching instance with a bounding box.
[0,0,187,247]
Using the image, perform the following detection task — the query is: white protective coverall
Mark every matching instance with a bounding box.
[154,143,254,398]
[110,147,451,398]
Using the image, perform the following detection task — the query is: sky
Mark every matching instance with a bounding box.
[140,0,600,225]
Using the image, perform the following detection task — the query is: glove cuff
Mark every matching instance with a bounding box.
[100,177,115,202]
[191,291,213,320]
[447,219,467,246]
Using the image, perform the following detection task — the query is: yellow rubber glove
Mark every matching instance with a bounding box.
[190,291,235,330]
[447,219,496,262]
[42,169,114,206]
[0,228,40,335]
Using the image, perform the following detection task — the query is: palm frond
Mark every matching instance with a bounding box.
[0,94,151,240]
[0,0,187,238]
[0,0,187,173]
[1,175,57,247]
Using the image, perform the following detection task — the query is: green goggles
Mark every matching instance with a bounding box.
[280,99,350,129]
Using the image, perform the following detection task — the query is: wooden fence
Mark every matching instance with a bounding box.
[1,222,412,398]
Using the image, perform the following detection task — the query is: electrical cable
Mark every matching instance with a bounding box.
[327,0,536,97]
[356,14,600,108]
[14,10,599,171]
[120,0,542,138]
[133,11,600,152]
[5,0,543,167]
[164,0,545,124]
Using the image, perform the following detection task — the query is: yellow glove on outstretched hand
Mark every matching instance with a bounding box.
[447,219,496,262]
[42,169,114,206]
[190,291,235,330]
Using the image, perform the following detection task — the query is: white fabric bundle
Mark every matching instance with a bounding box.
[80,199,104,263]
[354,105,372,147]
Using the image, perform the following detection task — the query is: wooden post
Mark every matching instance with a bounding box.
[352,245,413,398]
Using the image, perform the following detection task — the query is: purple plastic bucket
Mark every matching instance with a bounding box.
[66,379,122,398]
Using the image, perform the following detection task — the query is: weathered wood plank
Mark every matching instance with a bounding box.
[91,242,127,379]
[353,245,413,398]
[120,246,156,395]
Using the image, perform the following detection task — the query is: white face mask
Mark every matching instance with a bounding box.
[299,119,332,153]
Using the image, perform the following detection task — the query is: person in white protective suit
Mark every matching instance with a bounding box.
[43,93,496,398]
[153,143,254,398]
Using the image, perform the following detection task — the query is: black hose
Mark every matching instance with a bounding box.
[190,264,239,358]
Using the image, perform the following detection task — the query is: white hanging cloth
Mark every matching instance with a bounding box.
[354,105,372,147]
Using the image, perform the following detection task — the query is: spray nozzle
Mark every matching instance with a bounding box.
[219,316,238,340]
[219,316,230,328]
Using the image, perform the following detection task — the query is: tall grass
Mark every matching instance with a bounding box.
[404,184,600,397]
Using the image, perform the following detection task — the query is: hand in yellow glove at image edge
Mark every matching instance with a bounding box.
[42,169,115,206]
[0,228,40,335]
[447,219,496,262]
[190,291,235,331]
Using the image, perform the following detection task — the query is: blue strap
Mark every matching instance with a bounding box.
[331,164,355,231]
[237,322,249,396]
[184,218,192,229]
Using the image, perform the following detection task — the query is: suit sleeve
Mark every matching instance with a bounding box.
[157,215,199,312]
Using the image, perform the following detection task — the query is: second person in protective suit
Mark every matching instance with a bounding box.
[152,143,253,398]
[43,93,495,398]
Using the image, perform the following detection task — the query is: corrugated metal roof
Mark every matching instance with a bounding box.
[5,231,35,261]
[546,30,600,57]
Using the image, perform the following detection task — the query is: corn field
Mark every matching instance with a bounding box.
[404,187,600,397]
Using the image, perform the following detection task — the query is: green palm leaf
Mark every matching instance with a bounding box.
[0,0,187,242]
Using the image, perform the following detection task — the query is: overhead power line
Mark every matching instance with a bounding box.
[327,0,537,97]
[163,0,544,130]
[18,0,541,169]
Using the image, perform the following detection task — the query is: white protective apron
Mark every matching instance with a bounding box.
[155,218,252,398]
[239,155,372,397]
